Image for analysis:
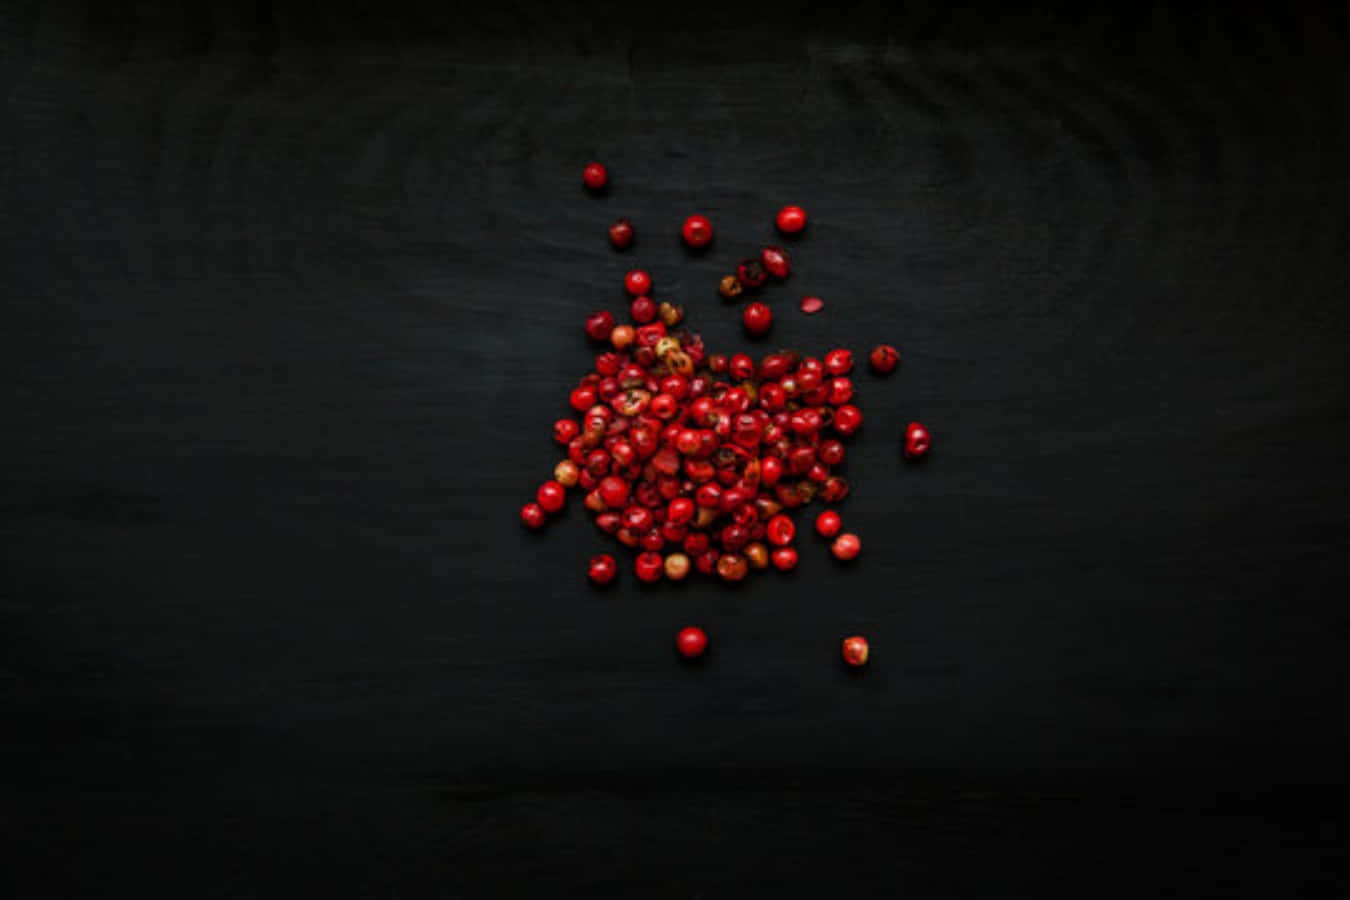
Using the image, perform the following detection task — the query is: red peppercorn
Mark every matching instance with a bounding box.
[771,546,798,571]
[624,269,652,297]
[834,404,863,436]
[716,553,748,582]
[766,513,795,546]
[818,440,845,467]
[776,205,807,234]
[869,344,900,374]
[736,258,769,289]
[520,502,547,529]
[649,393,678,419]
[584,310,615,343]
[693,548,720,575]
[583,162,608,191]
[681,214,714,249]
[554,459,581,487]
[683,532,709,555]
[842,635,869,667]
[536,480,566,513]
[728,353,755,382]
[831,533,861,561]
[826,377,854,406]
[824,349,853,376]
[665,552,692,581]
[554,419,580,444]
[610,324,635,350]
[760,455,783,486]
[595,352,621,376]
[623,505,654,533]
[904,421,932,460]
[800,296,824,315]
[598,475,629,508]
[634,551,663,583]
[820,475,849,503]
[708,353,728,375]
[608,217,634,250]
[667,496,695,525]
[630,295,657,324]
[675,626,707,658]
[588,553,618,584]
[639,528,665,552]
[761,245,791,279]
[743,302,772,336]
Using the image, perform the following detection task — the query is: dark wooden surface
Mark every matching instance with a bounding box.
[4,1,1349,894]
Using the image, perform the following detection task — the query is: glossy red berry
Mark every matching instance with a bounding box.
[664,552,692,581]
[718,275,744,301]
[826,377,854,406]
[869,344,900,374]
[608,217,634,249]
[776,205,807,234]
[520,502,547,529]
[761,246,791,279]
[554,419,580,444]
[682,214,714,249]
[743,302,772,336]
[771,546,798,571]
[833,404,863,436]
[766,513,796,546]
[635,551,664,583]
[824,349,853,376]
[728,353,755,382]
[818,440,845,467]
[585,554,616,585]
[598,475,629,508]
[736,258,769,289]
[842,635,869,667]
[536,480,566,513]
[799,296,824,315]
[904,421,932,459]
[584,310,615,343]
[630,295,657,324]
[716,553,748,582]
[624,269,652,297]
[583,162,608,191]
[675,626,708,658]
[831,533,861,561]
[816,509,841,537]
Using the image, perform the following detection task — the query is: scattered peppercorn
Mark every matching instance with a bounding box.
[761,246,791,279]
[588,553,618,584]
[869,344,900,374]
[675,626,708,658]
[842,635,869,666]
[904,421,931,460]
[624,269,652,297]
[743,302,772,336]
[831,533,861,561]
[736,258,769,290]
[776,205,807,234]
[608,217,634,249]
[583,162,608,191]
[681,214,714,249]
[718,275,745,301]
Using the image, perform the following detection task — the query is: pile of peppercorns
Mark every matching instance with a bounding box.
[521,162,932,667]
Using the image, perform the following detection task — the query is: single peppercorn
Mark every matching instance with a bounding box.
[744,541,770,569]
[657,301,684,327]
[842,635,869,666]
[904,421,932,460]
[824,349,853,376]
[588,553,618,584]
[869,344,900,374]
[831,533,861,561]
[681,214,714,249]
[521,502,547,529]
[630,295,657,324]
[743,302,772,336]
[766,513,795,546]
[675,626,708,658]
[834,404,863,436]
[761,246,791,279]
[537,480,566,513]
[736,258,769,289]
[635,551,664,583]
[583,162,608,191]
[625,269,652,297]
[716,553,748,582]
[609,324,636,350]
[771,545,798,571]
[554,460,581,487]
[718,275,744,301]
[608,217,634,250]
[664,552,692,581]
[554,418,580,445]
[776,205,807,234]
[585,310,616,343]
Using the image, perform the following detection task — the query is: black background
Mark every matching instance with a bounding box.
[4,1,1350,894]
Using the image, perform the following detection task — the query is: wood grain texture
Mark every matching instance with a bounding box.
[3,0,1349,893]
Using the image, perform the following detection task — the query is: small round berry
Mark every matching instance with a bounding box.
[598,475,629,508]
[716,553,748,582]
[831,533,861,561]
[584,310,616,343]
[624,269,652,297]
[834,404,863,436]
[718,275,744,301]
[776,205,807,234]
[675,626,707,658]
[815,509,842,538]
[766,514,795,546]
[904,421,932,460]
[760,245,791,279]
[826,377,854,406]
[608,217,634,249]
[800,296,824,315]
[582,162,608,191]
[664,552,692,581]
[667,496,695,524]
[736,258,769,289]
[609,324,636,350]
[771,546,798,571]
[744,541,770,570]
[842,635,869,667]
[635,551,664,583]
[588,553,618,585]
[681,214,714,249]
[869,344,900,374]
[554,460,580,488]
[818,440,846,467]
[824,349,853,376]
[553,418,580,445]
[536,480,566,513]
[520,502,547,529]
[743,302,772,336]
[630,295,657,324]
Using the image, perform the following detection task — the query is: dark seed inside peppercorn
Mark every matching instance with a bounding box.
[718,275,744,301]
[736,258,768,289]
